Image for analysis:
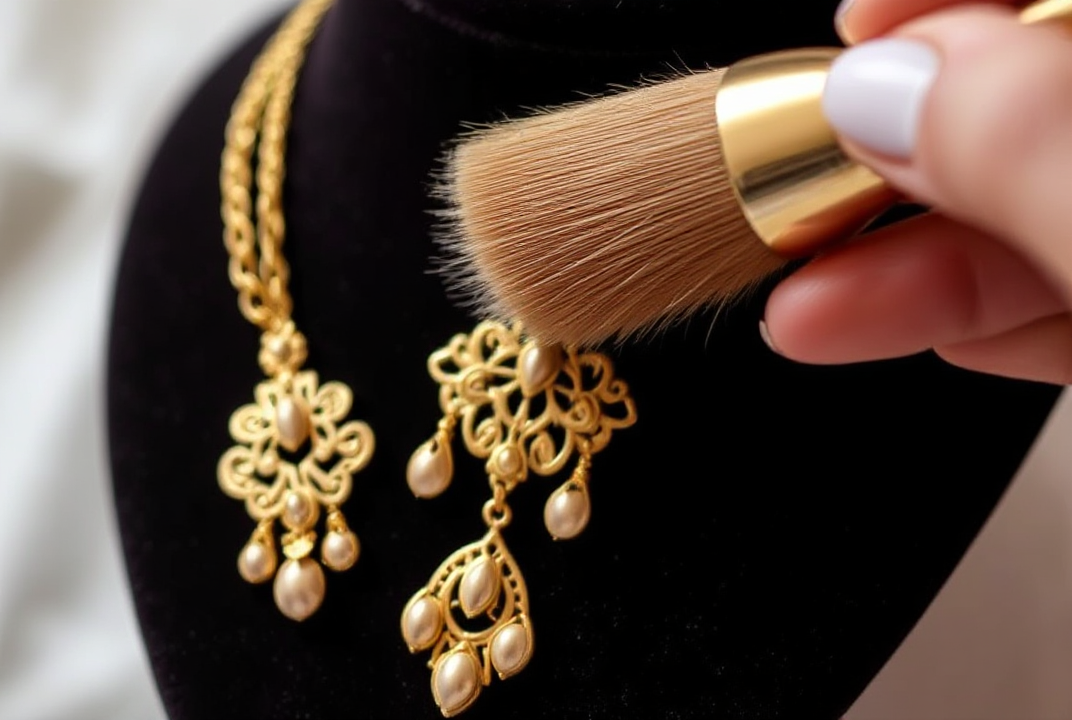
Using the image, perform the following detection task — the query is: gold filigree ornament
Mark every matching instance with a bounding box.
[401,320,637,716]
[215,0,374,621]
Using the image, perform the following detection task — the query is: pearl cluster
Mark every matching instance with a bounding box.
[401,539,534,717]
[400,322,637,716]
[233,390,361,621]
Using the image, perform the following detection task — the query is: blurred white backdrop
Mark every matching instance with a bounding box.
[0,1,1069,719]
[0,1,287,718]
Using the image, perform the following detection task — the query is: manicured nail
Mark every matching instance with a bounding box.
[834,0,857,44]
[758,320,782,355]
[822,38,940,159]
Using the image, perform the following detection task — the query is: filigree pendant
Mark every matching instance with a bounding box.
[402,320,636,715]
[218,322,374,620]
[402,529,533,717]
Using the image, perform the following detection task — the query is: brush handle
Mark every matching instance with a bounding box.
[715,0,1072,258]
[1020,0,1072,28]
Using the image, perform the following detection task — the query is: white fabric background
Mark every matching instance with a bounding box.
[0,2,286,719]
[0,1,1069,718]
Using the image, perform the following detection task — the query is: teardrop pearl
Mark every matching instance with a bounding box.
[321,530,359,572]
[237,540,276,584]
[518,342,563,397]
[402,595,442,651]
[273,557,326,621]
[490,623,532,679]
[459,556,501,618]
[544,482,591,540]
[407,438,453,499]
[432,649,482,717]
[276,395,310,453]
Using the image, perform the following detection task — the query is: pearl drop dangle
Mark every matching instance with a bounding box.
[402,320,637,716]
[215,0,374,622]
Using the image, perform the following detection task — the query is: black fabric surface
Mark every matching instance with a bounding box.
[106,0,1061,718]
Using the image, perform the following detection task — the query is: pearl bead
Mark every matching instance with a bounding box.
[490,623,532,679]
[321,530,359,572]
[282,490,317,531]
[518,342,563,397]
[433,650,481,717]
[401,595,442,651]
[495,446,522,477]
[276,395,309,453]
[459,556,500,618]
[407,438,453,498]
[237,540,276,584]
[273,557,326,621]
[544,482,591,540]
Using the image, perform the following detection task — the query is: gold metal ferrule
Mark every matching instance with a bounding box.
[715,0,1072,258]
[715,48,897,258]
[1020,0,1072,28]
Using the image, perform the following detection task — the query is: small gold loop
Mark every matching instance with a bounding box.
[481,497,512,529]
[490,478,508,506]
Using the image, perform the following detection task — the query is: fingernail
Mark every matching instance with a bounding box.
[834,0,857,44]
[822,38,940,159]
[758,319,782,355]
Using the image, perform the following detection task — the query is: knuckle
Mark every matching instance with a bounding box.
[921,35,1072,222]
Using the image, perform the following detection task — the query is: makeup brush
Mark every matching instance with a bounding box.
[436,0,1072,347]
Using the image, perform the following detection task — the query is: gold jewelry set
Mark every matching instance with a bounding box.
[214,0,636,716]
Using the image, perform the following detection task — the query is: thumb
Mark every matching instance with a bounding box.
[821,5,1072,296]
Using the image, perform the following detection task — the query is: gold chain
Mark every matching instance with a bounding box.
[220,0,333,331]
[216,0,375,623]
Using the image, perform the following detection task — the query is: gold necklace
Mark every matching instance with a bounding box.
[216,0,374,622]
[213,3,638,716]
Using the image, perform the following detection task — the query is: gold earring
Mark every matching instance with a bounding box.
[401,320,637,716]
[215,0,373,622]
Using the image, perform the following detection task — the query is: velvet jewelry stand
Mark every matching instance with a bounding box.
[106,1,1060,717]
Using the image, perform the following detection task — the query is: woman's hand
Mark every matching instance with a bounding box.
[761,0,1072,385]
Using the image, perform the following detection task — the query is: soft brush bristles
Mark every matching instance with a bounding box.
[436,67,790,348]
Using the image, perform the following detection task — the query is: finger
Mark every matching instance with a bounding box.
[835,0,1019,44]
[821,6,1072,299]
[936,313,1072,385]
[763,213,1064,363]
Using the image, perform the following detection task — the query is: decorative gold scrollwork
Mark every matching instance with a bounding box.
[404,320,636,715]
[215,0,370,623]
[417,320,636,493]
[219,344,373,620]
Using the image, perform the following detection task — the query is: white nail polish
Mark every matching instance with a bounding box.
[834,0,855,43]
[822,38,939,159]
[758,320,782,355]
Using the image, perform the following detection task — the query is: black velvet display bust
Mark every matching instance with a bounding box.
[106,1,1060,718]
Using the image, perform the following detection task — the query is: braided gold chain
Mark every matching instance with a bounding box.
[216,0,375,623]
[220,0,333,332]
